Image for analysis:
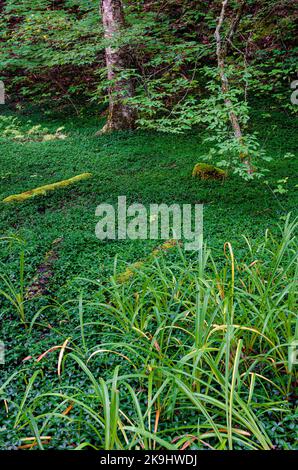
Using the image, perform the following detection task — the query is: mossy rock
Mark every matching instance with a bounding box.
[192,163,227,180]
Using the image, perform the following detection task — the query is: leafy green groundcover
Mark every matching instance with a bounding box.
[0,107,297,449]
[0,216,297,450]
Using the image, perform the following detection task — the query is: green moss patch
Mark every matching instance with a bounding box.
[2,173,92,203]
[192,163,227,180]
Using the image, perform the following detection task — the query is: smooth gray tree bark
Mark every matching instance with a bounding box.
[100,0,136,133]
[215,0,253,174]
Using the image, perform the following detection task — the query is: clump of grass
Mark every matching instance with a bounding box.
[0,236,26,325]
[1,216,297,449]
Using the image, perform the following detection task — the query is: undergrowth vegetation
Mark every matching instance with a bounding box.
[0,216,297,450]
[0,107,297,450]
[0,0,297,454]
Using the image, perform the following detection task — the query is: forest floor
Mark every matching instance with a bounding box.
[1,106,297,286]
[0,105,297,450]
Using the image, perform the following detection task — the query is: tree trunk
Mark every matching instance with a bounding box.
[215,0,253,175]
[99,0,136,133]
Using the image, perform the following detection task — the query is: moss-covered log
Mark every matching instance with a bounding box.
[2,173,92,203]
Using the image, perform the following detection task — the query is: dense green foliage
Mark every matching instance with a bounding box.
[0,0,296,127]
[0,0,297,453]
[1,0,297,178]
[1,0,297,109]
[0,108,297,449]
[1,220,297,450]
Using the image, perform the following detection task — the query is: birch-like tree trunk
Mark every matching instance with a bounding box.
[215,0,253,175]
[100,0,136,133]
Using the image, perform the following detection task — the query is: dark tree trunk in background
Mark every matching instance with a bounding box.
[99,0,137,133]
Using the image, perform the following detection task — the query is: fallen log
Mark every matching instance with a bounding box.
[2,173,92,203]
